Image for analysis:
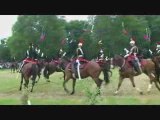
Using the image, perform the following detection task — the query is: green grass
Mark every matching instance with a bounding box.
[1,69,160,105]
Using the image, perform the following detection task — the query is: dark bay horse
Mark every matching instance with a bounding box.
[63,60,103,95]
[43,59,65,82]
[111,55,160,95]
[10,62,18,73]
[19,59,45,92]
[94,59,112,84]
[152,55,160,84]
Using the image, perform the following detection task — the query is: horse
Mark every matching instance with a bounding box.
[19,59,45,92]
[111,54,160,95]
[63,58,104,95]
[152,55,160,84]
[43,58,65,82]
[94,58,112,84]
[10,62,18,73]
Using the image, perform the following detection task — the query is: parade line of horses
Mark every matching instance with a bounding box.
[5,49,160,96]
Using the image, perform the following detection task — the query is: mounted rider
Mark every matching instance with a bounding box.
[97,40,105,61]
[57,48,66,58]
[35,45,44,59]
[155,42,160,55]
[19,43,38,72]
[71,40,87,79]
[124,38,142,75]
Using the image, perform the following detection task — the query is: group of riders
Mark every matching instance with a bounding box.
[17,37,160,79]
[19,43,44,72]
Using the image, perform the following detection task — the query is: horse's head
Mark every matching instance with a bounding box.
[111,55,125,68]
[152,56,160,68]
[56,56,71,71]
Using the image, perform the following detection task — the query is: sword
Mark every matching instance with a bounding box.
[76,60,81,80]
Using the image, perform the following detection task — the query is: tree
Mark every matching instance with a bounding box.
[7,15,66,60]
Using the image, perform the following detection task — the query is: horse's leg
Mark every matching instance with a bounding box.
[43,67,50,82]
[103,70,110,85]
[156,69,160,85]
[150,73,160,91]
[147,79,153,93]
[31,75,37,92]
[19,74,24,91]
[129,77,143,95]
[31,80,36,92]
[114,76,124,95]
[93,77,103,95]
[24,78,29,89]
[35,73,40,83]
[70,78,76,95]
[63,73,71,94]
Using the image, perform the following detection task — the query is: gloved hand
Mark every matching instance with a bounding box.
[76,59,79,63]
[124,54,129,58]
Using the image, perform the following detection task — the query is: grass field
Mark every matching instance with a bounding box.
[0,68,160,105]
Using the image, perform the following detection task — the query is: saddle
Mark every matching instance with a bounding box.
[24,58,38,64]
[68,58,89,70]
[96,59,105,66]
[51,60,59,64]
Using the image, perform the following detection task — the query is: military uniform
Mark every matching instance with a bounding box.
[98,48,104,60]
[97,40,105,60]
[35,45,43,59]
[72,41,84,79]
[124,40,142,74]
[155,42,160,55]
[19,43,37,72]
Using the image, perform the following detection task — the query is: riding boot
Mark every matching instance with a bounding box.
[133,62,142,75]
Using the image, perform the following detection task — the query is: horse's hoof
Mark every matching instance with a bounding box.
[114,91,118,95]
[96,93,101,96]
[140,92,143,95]
[46,80,50,82]
[70,92,74,95]
[147,90,150,94]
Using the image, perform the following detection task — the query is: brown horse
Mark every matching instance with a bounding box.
[111,55,160,95]
[19,59,45,92]
[63,60,103,95]
[152,55,160,84]
[10,62,18,73]
[95,59,112,84]
[43,59,64,82]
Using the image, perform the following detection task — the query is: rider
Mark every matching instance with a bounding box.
[71,41,85,79]
[19,43,37,72]
[124,38,142,75]
[155,42,160,55]
[11,56,16,62]
[35,45,44,59]
[57,48,66,58]
[97,40,105,61]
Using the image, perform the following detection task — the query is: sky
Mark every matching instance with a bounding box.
[0,15,89,39]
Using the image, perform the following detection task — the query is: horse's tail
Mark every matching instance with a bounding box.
[43,63,49,79]
[31,64,38,80]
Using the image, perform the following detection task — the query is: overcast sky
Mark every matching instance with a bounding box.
[0,15,89,39]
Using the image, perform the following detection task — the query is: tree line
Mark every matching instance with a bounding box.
[0,15,160,61]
